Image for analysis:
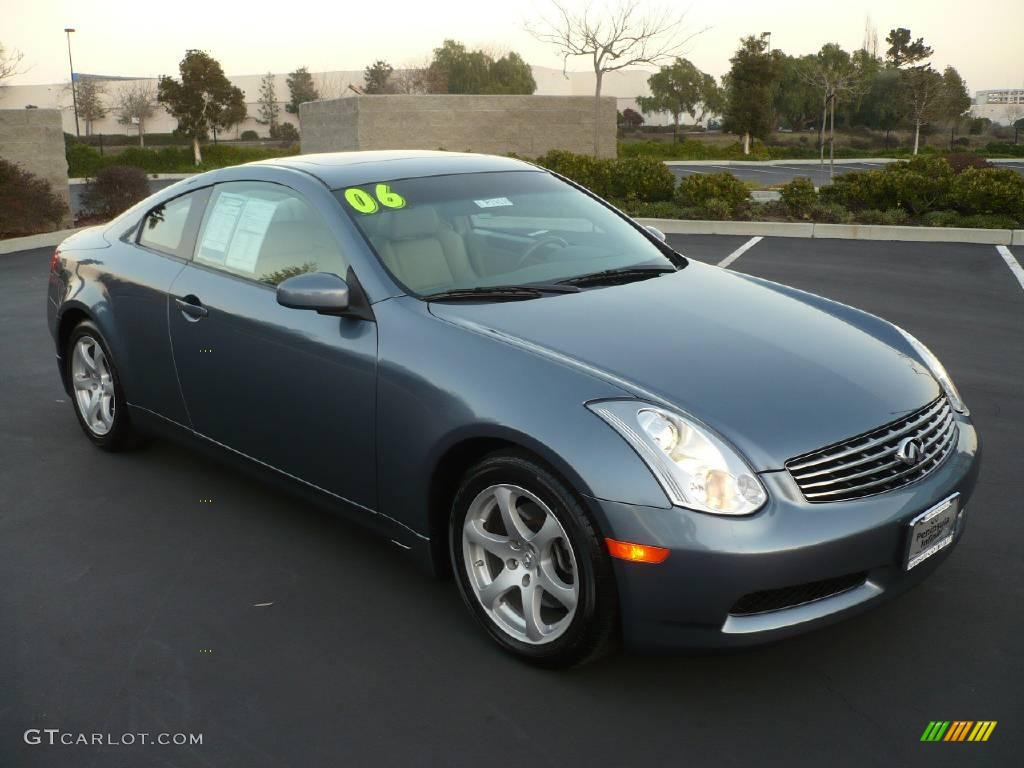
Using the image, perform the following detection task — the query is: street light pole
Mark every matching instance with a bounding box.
[64,27,80,137]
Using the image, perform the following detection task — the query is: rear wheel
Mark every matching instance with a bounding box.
[450,451,618,668]
[66,321,142,451]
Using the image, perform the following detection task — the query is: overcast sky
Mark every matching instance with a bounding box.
[3,0,1022,93]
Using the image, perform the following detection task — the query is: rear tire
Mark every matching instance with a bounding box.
[66,320,143,452]
[450,450,618,668]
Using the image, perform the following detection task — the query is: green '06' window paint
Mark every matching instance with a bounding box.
[343,184,406,214]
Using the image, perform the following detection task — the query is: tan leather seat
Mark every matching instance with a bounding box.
[375,206,475,292]
[255,198,344,282]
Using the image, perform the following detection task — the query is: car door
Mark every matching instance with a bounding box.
[106,188,207,427]
[167,180,378,511]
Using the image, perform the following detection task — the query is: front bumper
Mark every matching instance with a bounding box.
[588,416,980,650]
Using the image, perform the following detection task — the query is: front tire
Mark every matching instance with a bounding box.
[66,320,142,451]
[450,450,618,668]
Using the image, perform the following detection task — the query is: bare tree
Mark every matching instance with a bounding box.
[64,77,108,136]
[0,42,26,86]
[115,81,157,147]
[392,60,432,94]
[903,66,944,155]
[528,0,704,155]
[314,72,360,101]
[1004,96,1024,144]
[800,45,862,178]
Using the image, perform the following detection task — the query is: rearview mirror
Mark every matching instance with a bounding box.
[644,225,667,242]
[276,272,350,314]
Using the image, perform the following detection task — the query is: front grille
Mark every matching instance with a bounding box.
[729,572,868,616]
[786,396,958,503]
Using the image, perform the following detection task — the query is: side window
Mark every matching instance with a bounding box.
[194,182,347,286]
[138,192,196,255]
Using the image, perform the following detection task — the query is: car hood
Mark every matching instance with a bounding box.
[428,261,940,471]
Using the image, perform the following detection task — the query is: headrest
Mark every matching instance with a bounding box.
[389,206,441,239]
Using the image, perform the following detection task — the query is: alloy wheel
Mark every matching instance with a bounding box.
[462,484,580,645]
[71,336,115,436]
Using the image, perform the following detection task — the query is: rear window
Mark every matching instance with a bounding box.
[138,193,195,255]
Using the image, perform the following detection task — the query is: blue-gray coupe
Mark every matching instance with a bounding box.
[48,151,980,667]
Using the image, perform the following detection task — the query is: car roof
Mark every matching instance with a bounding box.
[250,150,541,189]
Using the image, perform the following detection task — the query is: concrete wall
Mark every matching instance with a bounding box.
[300,95,617,158]
[0,109,72,227]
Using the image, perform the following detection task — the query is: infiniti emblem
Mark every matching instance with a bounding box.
[895,437,923,467]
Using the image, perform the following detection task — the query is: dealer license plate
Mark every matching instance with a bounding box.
[905,493,960,571]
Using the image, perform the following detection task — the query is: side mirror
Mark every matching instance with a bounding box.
[276,272,350,314]
[644,225,667,242]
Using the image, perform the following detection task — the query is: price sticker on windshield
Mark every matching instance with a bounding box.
[343,184,407,214]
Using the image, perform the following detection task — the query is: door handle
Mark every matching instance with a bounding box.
[175,296,208,320]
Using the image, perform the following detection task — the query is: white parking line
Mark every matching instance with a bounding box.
[996,245,1024,292]
[719,236,763,268]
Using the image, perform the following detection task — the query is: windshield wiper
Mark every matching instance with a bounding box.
[422,283,579,302]
[558,264,677,288]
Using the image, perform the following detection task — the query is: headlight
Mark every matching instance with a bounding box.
[588,401,767,515]
[895,327,968,415]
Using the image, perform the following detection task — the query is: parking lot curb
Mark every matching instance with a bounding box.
[637,218,1017,245]
[638,219,815,237]
[0,227,88,255]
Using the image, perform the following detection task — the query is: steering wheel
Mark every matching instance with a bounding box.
[514,236,570,270]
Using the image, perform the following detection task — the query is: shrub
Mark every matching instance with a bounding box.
[270,123,300,142]
[700,198,733,220]
[921,210,963,227]
[609,155,675,201]
[809,202,853,224]
[881,208,910,225]
[958,213,1020,229]
[854,209,885,225]
[951,137,970,148]
[240,130,259,141]
[949,167,1024,221]
[819,157,953,215]
[676,172,749,214]
[0,159,68,237]
[80,166,150,217]
[983,142,1024,157]
[535,150,613,198]
[608,199,685,219]
[66,141,104,177]
[945,153,991,174]
[779,177,817,218]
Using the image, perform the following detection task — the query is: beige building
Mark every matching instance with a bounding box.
[0,65,670,140]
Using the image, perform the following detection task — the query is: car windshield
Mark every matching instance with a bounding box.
[334,170,676,296]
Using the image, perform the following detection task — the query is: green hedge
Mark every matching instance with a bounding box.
[779,177,817,217]
[67,142,300,177]
[676,172,750,214]
[533,150,675,202]
[818,157,1023,223]
[619,138,1022,162]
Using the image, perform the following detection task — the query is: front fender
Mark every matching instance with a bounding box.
[374,297,672,539]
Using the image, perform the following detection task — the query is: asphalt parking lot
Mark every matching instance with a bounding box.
[667,159,1024,186]
[2,236,1022,767]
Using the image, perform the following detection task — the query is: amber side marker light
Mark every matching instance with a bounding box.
[606,538,670,564]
